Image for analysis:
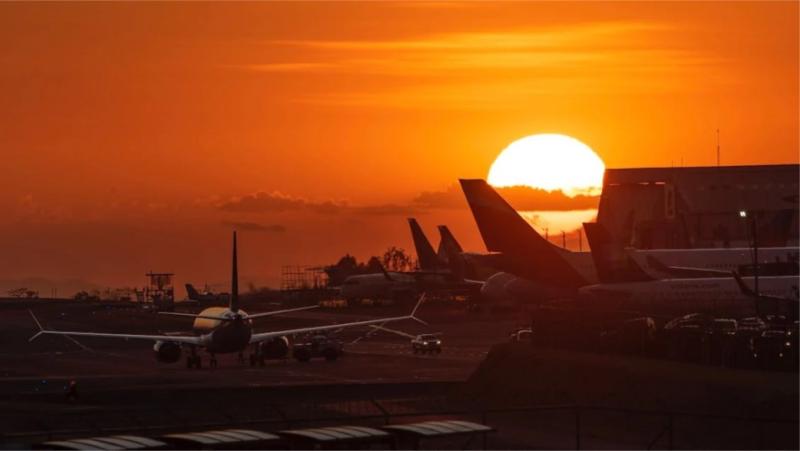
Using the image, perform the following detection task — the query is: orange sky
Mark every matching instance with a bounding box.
[0,2,797,294]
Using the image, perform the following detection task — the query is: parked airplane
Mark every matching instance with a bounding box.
[185,283,230,303]
[583,221,799,280]
[339,268,418,303]
[580,223,798,316]
[339,219,474,303]
[459,178,799,308]
[409,218,447,271]
[30,232,426,368]
[459,178,594,303]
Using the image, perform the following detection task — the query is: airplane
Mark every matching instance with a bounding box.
[339,219,473,303]
[459,178,594,304]
[459,178,799,306]
[583,222,799,280]
[185,283,230,303]
[30,231,426,369]
[579,223,799,317]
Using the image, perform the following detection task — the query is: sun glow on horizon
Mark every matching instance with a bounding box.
[488,134,605,197]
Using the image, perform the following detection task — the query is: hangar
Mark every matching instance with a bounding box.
[597,164,799,249]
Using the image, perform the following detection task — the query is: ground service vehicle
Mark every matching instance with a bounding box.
[292,335,343,362]
[412,334,442,354]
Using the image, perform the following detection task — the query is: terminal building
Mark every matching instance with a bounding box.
[597,164,799,249]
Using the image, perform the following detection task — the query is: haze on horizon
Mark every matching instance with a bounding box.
[0,2,797,294]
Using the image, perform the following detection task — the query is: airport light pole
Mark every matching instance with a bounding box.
[739,210,759,296]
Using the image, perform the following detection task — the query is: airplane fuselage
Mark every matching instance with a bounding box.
[339,273,417,300]
[629,247,799,275]
[192,307,253,354]
[579,275,799,316]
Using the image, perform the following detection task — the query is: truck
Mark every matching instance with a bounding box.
[292,335,344,362]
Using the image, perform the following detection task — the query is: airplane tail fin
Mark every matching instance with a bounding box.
[230,231,239,313]
[436,225,463,264]
[185,283,201,300]
[437,225,463,256]
[408,218,442,271]
[582,222,654,282]
[437,225,469,278]
[459,179,587,288]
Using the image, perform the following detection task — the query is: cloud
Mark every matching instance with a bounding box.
[220,184,597,219]
[353,204,422,216]
[218,191,347,215]
[218,191,424,217]
[238,21,725,109]
[412,184,599,211]
[222,221,286,233]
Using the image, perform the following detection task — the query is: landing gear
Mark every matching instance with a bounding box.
[186,355,202,369]
[249,353,265,367]
[209,355,218,368]
[185,348,203,369]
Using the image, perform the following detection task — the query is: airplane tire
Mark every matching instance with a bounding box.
[249,354,257,367]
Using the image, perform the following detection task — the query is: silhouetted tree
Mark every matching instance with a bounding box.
[381,247,414,272]
[366,256,384,273]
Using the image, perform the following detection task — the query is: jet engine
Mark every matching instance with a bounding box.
[153,341,182,363]
[257,336,290,359]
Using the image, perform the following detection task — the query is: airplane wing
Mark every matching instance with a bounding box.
[158,312,234,321]
[367,324,417,339]
[157,305,318,321]
[644,255,731,278]
[245,304,319,319]
[28,310,205,345]
[249,295,427,344]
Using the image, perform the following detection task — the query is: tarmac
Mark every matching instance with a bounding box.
[0,299,517,448]
[2,299,797,449]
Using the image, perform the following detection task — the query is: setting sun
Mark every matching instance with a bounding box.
[487,134,605,197]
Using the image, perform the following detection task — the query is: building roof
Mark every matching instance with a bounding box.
[382,420,494,437]
[278,425,390,443]
[604,164,799,186]
[161,429,280,447]
[38,435,167,450]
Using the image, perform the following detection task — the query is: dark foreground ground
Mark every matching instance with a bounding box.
[0,299,797,449]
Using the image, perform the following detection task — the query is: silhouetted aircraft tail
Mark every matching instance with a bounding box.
[230,231,239,313]
[459,179,587,289]
[408,218,442,271]
[185,283,201,300]
[437,225,469,278]
[438,225,463,258]
[582,222,654,282]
